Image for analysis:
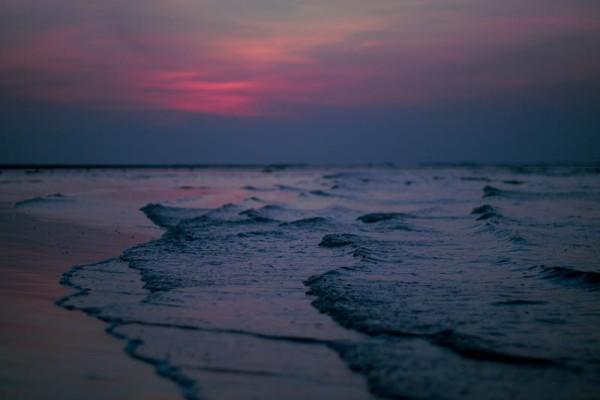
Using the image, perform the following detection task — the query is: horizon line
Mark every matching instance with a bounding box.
[1,162,599,170]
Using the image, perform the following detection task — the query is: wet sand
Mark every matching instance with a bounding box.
[0,205,179,400]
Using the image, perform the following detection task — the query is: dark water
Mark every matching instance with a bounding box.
[58,166,600,399]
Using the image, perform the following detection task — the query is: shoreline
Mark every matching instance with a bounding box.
[0,206,180,400]
[2,166,598,399]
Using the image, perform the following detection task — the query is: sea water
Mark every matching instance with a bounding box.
[54,165,600,399]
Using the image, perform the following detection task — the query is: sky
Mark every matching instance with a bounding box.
[1,1,599,164]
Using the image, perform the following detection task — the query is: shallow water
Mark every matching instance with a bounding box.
[46,165,600,399]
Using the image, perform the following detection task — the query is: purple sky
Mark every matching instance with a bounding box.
[1,1,599,164]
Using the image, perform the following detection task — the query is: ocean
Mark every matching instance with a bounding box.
[6,165,600,399]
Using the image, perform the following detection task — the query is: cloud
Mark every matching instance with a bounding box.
[1,0,599,117]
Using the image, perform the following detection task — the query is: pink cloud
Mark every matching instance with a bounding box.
[1,2,599,117]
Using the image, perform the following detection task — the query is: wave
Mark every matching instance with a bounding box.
[54,166,600,399]
[491,299,548,306]
[322,172,361,180]
[460,176,491,182]
[430,330,555,366]
[482,185,503,197]
[242,185,271,192]
[357,212,415,223]
[507,164,600,176]
[141,204,207,228]
[534,265,600,288]
[309,189,338,197]
[274,184,304,192]
[482,185,600,200]
[238,208,278,223]
[318,233,362,248]
[306,270,558,367]
[471,204,502,221]
[279,217,330,228]
[14,193,68,208]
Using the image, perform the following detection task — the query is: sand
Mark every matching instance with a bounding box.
[0,205,180,400]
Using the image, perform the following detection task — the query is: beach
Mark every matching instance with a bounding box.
[0,200,179,399]
[1,166,599,399]
[3,0,599,398]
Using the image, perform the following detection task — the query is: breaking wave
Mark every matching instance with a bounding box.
[58,165,600,399]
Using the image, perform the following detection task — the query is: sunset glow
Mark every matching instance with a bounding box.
[2,1,599,117]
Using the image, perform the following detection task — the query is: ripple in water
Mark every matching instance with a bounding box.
[58,166,600,399]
